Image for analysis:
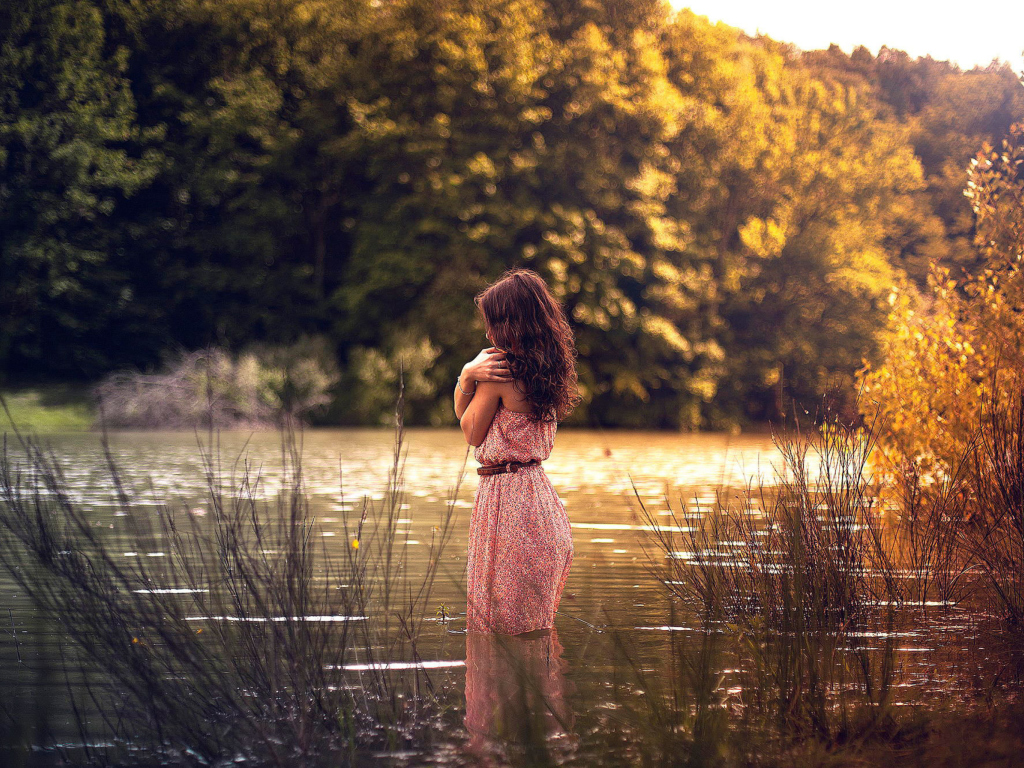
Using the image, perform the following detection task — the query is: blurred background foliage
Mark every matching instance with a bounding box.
[2,0,1022,428]
[859,124,1024,478]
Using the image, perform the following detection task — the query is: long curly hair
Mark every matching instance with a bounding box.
[475,269,580,422]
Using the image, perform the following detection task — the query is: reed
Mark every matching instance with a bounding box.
[873,375,1024,627]
[0,385,461,765]
[961,383,1024,628]
[881,446,976,607]
[641,416,899,624]
[637,415,902,743]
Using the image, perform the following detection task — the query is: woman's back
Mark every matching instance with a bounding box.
[455,268,577,636]
[473,402,556,466]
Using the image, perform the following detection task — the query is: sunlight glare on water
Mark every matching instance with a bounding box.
[0,425,1003,764]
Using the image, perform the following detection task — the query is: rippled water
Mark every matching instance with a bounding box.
[5,427,779,622]
[0,427,1014,764]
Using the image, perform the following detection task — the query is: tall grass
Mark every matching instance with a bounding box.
[962,383,1024,627]
[5,380,1024,766]
[0,386,461,765]
[865,378,1024,627]
[882,446,975,607]
[641,417,896,626]
[637,416,902,742]
[636,387,1024,758]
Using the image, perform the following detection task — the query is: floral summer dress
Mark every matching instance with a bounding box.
[466,403,574,635]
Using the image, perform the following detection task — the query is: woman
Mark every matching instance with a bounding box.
[453,269,579,635]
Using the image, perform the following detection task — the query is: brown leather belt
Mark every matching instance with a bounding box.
[477,459,541,476]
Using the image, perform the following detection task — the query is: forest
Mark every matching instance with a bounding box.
[3,0,1023,428]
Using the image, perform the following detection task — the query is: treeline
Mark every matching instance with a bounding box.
[2,0,1022,428]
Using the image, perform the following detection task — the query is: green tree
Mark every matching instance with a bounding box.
[718,68,924,422]
[102,0,371,355]
[658,18,927,425]
[802,45,1024,281]
[8,0,1021,430]
[327,0,557,422]
[525,4,720,428]
[331,0,722,427]
[0,0,160,377]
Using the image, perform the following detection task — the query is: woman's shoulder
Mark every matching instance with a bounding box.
[474,379,531,413]
[501,381,533,414]
[474,380,515,396]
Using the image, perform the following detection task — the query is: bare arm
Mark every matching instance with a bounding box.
[460,381,506,447]
[453,370,475,420]
[453,347,511,420]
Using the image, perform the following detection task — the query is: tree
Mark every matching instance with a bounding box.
[658,19,928,425]
[718,67,924,422]
[802,45,1024,282]
[334,0,721,427]
[102,0,371,356]
[0,0,160,377]
[860,124,1024,475]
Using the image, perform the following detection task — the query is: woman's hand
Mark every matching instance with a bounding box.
[461,347,512,388]
[454,348,510,421]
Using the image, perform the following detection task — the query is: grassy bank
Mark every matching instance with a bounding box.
[0,385,94,432]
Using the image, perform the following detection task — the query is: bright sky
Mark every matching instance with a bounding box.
[670,0,1024,72]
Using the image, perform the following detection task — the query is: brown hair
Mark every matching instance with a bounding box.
[475,269,580,422]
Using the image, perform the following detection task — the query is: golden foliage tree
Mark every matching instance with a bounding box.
[859,123,1024,475]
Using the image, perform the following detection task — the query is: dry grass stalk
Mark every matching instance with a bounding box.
[637,415,901,741]
[0,383,461,765]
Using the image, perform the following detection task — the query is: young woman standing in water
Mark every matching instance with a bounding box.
[453,269,579,635]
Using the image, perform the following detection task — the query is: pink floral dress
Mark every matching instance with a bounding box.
[466,403,574,635]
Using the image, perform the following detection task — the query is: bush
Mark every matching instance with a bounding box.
[340,332,441,426]
[858,124,1024,481]
[94,338,340,429]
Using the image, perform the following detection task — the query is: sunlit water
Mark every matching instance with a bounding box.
[0,428,1012,763]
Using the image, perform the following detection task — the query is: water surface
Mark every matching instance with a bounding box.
[0,427,1010,764]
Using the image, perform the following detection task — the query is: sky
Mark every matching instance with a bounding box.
[669,0,1024,72]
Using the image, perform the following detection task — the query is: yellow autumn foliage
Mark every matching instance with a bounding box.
[859,124,1024,478]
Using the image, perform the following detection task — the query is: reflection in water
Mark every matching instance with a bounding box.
[464,629,576,763]
[8,428,1015,762]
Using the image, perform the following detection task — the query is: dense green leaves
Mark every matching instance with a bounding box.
[0,0,161,374]
[3,0,1022,427]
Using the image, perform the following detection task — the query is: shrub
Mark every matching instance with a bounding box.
[858,124,1024,481]
[94,338,340,429]
[342,332,441,425]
